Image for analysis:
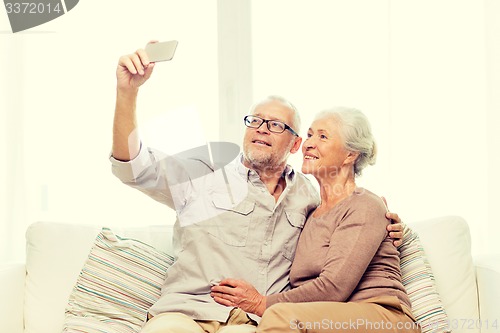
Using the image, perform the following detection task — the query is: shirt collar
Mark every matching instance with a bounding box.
[235,153,296,181]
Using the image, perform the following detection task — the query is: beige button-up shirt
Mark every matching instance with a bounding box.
[110,146,319,322]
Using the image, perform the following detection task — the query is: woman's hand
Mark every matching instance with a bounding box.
[210,278,267,317]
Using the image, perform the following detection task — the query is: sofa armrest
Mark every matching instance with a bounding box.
[475,255,500,333]
[0,262,25,333]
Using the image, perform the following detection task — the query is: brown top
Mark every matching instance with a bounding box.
[266,187,411,310]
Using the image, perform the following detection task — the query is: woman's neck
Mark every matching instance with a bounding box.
[314,169,357,214]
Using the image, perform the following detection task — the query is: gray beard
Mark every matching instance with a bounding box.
[243,149,288,173]
[246,154,274,171]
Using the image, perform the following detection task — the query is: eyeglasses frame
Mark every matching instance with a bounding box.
[243,115,299,137]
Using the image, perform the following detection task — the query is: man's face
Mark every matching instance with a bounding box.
[242,100,300,171]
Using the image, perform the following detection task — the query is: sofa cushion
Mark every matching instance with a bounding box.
[408,216,480,333]
[475,254,500,333]
[63,228,174,333]
[400,223,449,333]
[24,222,174,333]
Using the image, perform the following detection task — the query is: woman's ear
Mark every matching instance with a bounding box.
[344,151,359,166]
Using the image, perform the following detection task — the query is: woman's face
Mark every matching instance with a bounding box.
[301,116,351,179]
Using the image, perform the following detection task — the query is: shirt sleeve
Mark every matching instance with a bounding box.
[110,145,211,211]
[266,196,389,307]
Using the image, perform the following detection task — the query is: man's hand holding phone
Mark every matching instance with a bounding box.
[116,40,178,92]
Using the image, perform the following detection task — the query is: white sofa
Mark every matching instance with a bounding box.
[0,216,499,333]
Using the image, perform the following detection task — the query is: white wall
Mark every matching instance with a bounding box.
[251,0,391,178]
[251,0,496,256]
[388,0,489,253]
[485,0,500,257]
[1,0,499,262]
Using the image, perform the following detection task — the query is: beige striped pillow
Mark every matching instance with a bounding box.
[400,224,451,333]
[63,228,174,333]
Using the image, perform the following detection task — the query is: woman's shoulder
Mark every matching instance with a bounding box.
[350,187,388,215]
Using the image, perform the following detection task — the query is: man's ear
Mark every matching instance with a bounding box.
[289,136,303,154]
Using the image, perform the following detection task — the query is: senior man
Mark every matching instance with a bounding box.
[110,43,403,333]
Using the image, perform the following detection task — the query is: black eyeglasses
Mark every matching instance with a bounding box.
[243,115,298,136]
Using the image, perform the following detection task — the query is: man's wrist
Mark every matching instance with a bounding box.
[257,296,267,317]
[116,86,139,97]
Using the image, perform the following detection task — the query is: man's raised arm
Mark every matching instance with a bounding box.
[112,46,155,161]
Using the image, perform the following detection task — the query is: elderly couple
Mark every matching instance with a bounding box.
[110,43,421,333]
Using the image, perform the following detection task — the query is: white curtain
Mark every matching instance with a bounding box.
[1,38,26,262]
[0,0,219,262]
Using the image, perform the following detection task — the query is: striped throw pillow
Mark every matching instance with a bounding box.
[63,228,174,333]
[400,224,450,333]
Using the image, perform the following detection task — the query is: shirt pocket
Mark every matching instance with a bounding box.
[282,211,306,261]
[208,196,255,247]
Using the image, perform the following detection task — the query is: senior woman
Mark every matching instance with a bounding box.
[211,107,420,333]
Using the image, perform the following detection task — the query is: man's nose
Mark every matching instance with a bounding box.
[256,121,271,134]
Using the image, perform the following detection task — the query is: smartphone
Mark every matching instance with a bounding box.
[145,40,178,62]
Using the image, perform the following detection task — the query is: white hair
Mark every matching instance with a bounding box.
[315,107,377,176]
[249,95,301,134]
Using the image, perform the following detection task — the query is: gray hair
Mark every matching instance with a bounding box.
[315,107,377,176]
[249,95,301,134]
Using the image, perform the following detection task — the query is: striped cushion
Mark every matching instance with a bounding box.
[400,224,450,333]
[63,228,174,333]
